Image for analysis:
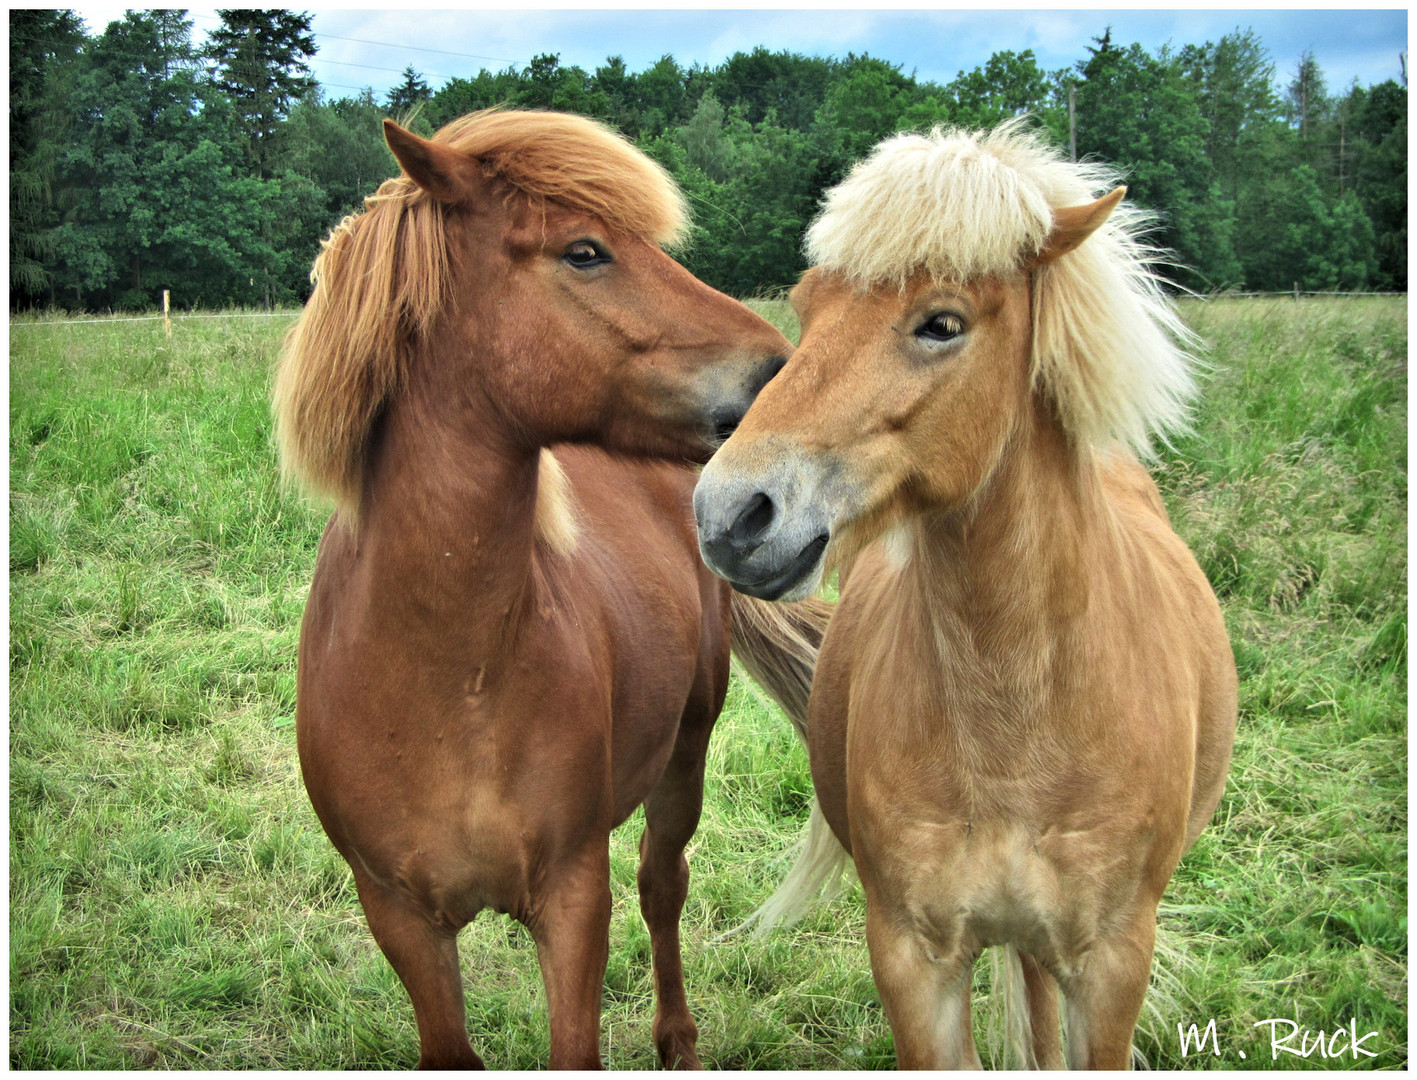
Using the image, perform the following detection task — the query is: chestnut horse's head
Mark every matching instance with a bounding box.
[695,121,1196,600]
[275,109,789,510]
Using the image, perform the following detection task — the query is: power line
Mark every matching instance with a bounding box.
[190,12,524,68]
[310,31,520,67]
[318,56,449,78]
[323,82,387,96]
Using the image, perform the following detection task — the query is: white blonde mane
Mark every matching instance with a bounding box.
[805,120,1196,457]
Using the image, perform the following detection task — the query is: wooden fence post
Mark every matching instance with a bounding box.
[163,290,171,337]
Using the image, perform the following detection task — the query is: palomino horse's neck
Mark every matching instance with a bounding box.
[904,406,1111,703]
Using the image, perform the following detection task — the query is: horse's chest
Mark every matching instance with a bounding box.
[838,631,1156,977]
[854,808,1129,978]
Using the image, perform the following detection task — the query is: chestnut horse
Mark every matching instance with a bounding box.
[695,122,1238,1068]
[273,110,829,1069]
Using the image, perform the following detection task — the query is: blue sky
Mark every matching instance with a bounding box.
[73,7,1408,103]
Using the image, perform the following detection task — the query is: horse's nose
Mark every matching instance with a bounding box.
[729,491,775,549]
[699,489,776,570]
[709,407,742,445]
[708,355,787,446]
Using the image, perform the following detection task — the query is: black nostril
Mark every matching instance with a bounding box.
[729,491,775,547]
[712,413,741,443]
[752,354,788,394]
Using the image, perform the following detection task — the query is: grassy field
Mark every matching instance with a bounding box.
[9,296,1406,1069]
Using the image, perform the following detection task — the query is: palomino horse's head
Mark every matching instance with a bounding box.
[694,123,1194,600]
[275,110,789,510]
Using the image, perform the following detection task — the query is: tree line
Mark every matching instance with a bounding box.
[10,9,1407,311]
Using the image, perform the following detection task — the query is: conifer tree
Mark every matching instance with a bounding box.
[385,66,430,116]
[206,9,317,179]
[10,10,85,303]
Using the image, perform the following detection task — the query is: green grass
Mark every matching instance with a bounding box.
[10,298,1406,1068]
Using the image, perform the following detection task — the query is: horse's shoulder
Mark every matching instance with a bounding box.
[537,446,703,598]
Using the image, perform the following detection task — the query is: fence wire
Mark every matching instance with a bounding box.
[10,311,300,329]
[9,290,1406,332]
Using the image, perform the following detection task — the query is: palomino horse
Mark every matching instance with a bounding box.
[273,110,829,1069]
[695,122,1238,1068]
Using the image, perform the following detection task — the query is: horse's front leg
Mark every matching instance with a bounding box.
[864,896,981,1070]
[527,844,613,1069]
[636,712,715,1069]
[351,864,483,1069]
[1060,905,1157,1069]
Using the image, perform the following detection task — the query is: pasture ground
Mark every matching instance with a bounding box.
[9,296,1406,1068]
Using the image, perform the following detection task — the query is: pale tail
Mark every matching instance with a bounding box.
[727,592,831,741]
[988,945,1038,1070]
[985,910,1196,1068]
[724,592,854,939]
[727,796,854,940]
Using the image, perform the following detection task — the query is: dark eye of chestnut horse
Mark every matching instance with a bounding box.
[564,240,612,268]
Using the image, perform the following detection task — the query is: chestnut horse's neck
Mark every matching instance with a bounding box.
[355,331,546,635]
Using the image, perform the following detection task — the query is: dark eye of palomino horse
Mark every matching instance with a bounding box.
[273,109,829,1069]
[696,123,1237,1069]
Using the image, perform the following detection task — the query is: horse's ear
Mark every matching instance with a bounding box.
[383,119,486,205]
[788,267,820,320]
[1035,186,1126,264]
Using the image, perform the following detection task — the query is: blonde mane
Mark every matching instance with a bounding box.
[272,109,689,511]
[805,120,1195,458]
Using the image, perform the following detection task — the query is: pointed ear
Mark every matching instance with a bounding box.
[1035,186,1126,264]
[383,119,486,205]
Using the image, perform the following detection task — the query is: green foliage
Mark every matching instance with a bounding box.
[385,66,430,117]
[657,105,822,296]
[1346,80,1407,289]
[47,12,275,310]
[1073,35,1224,290]
[1285,50,1331,145]
[9,20,1408,310]
[283,90,398,224]
[633,54,698,137]
[516,52,608,116]
[676,92,734,181]
[1178,30,1285,204]
[1236,165,1378,290]
[708,47,836,131]
[812,57,910,168]
[205,9,317,179]
[946,48,1059,130]
[10,10,86,303]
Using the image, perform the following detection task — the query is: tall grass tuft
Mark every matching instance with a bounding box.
[10,298,1406,1068]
